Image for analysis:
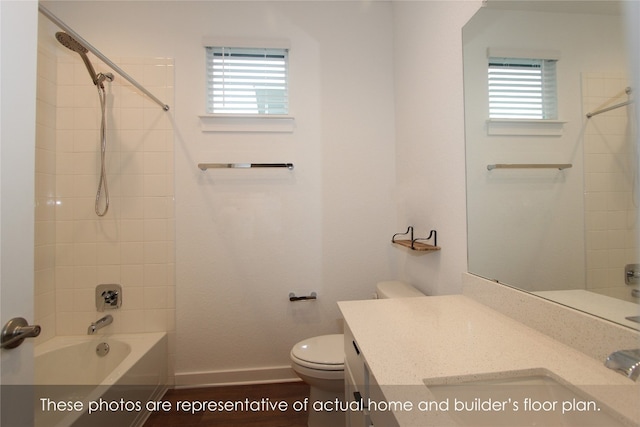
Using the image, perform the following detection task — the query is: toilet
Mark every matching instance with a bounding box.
[290,281,425,427]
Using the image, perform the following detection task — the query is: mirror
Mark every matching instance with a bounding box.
[463,1,639,329]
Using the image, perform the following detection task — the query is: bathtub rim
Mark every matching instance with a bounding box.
[34,331,168,427]
[35,332,167,386]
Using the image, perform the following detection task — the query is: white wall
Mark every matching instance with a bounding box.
[392,1,481,296]
[46,0,401,384]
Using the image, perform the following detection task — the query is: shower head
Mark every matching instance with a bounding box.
[55,31,88,54]
[55,31,105,87]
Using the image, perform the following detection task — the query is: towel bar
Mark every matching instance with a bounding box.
[198,163,294,171]
[487,163,572,171]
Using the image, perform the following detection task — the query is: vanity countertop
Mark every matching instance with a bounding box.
[338,295,640,426]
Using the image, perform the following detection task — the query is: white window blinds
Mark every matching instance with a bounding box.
[206,46,289,115]
[488,57,558,120]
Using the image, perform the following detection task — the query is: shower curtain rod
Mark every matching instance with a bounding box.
[38,4,170,112]
[586,99,633,118]
[586,86,633,118]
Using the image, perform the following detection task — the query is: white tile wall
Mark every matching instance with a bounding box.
[35,29,175,380]
[582,72,639,298]
[53,53,175,332]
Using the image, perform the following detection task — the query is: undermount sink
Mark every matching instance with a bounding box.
[423,368,634,426]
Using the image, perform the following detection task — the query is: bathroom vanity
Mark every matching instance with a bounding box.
[338,274,640,426]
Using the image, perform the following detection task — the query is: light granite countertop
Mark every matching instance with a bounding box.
[338,295,640,426]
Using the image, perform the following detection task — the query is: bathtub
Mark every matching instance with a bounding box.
[34,332,167,427]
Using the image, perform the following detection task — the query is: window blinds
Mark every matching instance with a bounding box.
[206,47,289,115]
[488,57,557,120]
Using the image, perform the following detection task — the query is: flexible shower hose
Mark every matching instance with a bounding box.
[95,83,109,217]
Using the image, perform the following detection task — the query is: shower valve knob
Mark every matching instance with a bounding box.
[625,264,640,285]
[96,284,122,311]
[102,290,118,304]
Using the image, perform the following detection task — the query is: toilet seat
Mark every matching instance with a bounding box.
[290,334,344,371]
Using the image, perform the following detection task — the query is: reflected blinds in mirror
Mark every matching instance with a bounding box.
[488,57,558,120]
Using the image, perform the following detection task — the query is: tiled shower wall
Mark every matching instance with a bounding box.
[582,72,639,300]
[35,20,176,374]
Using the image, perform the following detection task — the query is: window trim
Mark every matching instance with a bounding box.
[485,118,566,136]
[198,114,295,133]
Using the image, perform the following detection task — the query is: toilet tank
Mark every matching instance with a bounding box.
[375,281,425,299]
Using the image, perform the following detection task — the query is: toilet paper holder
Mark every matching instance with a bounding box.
[289,292,317,302]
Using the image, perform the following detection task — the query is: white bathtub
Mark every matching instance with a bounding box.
[35,332,168,427]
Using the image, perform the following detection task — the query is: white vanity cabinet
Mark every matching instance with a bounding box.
[344,323,400,427]
[344,324,372,427]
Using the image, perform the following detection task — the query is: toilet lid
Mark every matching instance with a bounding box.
[291,334,344,368]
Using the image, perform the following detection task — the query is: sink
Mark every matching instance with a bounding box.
[423,368,634,426]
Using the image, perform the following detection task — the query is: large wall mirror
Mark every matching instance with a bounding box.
[463,0,640,329]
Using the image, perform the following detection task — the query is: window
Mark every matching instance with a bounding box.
[206,46,289,115]
[488,57,557,120]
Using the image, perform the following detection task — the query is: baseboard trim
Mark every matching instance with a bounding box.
[175,365,300,388]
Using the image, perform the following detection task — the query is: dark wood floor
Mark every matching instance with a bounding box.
[143,382,310,427]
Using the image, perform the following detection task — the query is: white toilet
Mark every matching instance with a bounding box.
[290,281,425,427]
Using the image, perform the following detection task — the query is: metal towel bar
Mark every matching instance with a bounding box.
[198,163,294,171]
[487,163,572,171]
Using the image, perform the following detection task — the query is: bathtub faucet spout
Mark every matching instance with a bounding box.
[88,315,113,335]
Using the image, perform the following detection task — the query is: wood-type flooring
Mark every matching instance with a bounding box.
[143,382,310,427]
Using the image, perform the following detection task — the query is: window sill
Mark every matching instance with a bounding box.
[199,114,295,133]
[486,119,566,136]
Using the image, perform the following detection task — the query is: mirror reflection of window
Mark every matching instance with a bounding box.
[488,56,557,120]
